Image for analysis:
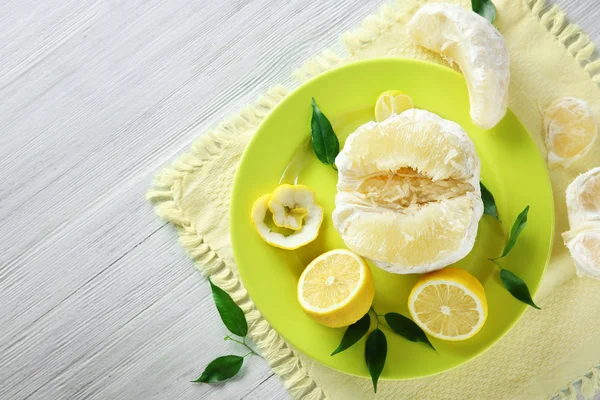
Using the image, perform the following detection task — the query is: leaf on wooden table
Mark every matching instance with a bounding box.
[209,279,248,337]
[193,355,244,383]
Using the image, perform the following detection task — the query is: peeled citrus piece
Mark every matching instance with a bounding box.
[333,109,483,274]
[251,193,323,250]
[544,97,597,167]
[297,249,374,328]
[268,184,320,230]
[408,267,488,341]
[374,90,414,122]
[407,3,510,129]
[563,167,600,279]
[565,166,600,227]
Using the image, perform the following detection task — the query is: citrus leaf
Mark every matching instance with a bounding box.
[192,355,244,383]
[499,206,529,258]
[331,313,371,356]
[365,328,387,393]
[209,279,248,337]
[472,0,496,24]
[311,98,340,168]
[480,182,500,221]
[384,313,435,351]
[500,269,541,310]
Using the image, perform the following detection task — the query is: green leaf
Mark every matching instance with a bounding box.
[500,269,541,310]
[331,313,371,356]
[498,206,529,258]
[311,98,340,167]
[209,279,248,337]
[384,313,435,351]
[193,355,244,383]
[480,182,500,222]
[365,328,387,393]
[472,0,496,24]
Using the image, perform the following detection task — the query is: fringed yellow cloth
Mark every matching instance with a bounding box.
[148,0,600,398]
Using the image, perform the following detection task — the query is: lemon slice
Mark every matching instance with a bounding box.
[251,193,323,250]
[297,249,374,328]
[268,184,319,230]
[544,97,597,167]
[408,268,488,341]
[374,90,414,122]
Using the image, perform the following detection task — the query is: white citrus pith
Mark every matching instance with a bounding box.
[407,3,510,129]
[333,109,483,274]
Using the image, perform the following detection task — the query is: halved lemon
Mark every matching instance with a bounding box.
[374,90,414,122]
[544,97,597,167]
[408,268,488,341]
[297,249,374,328]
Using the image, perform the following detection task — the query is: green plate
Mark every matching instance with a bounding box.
[230,58,554,379]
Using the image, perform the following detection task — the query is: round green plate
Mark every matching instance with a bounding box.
[230,58,554,379]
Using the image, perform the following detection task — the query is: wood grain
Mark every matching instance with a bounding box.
[0,0,597,399]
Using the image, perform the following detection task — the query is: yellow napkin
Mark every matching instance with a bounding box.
[148,0,600,398]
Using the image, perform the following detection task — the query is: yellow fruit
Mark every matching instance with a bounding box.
[563,167,600,279]
[297,249,374,328]
[544,97,597,167]
[251,191,323,250]
[333,109,483,274]
[268,184,319,230]
[374,90,414,122]
[408,268,488,341]
[407,4,510,129]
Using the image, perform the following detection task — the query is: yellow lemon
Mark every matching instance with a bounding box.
[374,90,414,122]
[408,268,488,341]
[297,249,374,328]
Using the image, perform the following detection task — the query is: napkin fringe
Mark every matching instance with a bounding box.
[147,86,327,400]
[525,0,600,83]
[550,365,600,400]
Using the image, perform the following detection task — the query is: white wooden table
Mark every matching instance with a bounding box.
[1,1,598,399]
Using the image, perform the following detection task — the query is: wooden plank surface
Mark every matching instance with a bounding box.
[0,1,598,399]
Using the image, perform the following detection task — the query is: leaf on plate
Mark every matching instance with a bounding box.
[480,182,500,222]
[500,269,541,310]
[498,205,529,258]
[192,355,244,383]
[209,279,248,337]
[331,313,371,356]
[384,313,435,351]
[472,0,496,24]
[365,328,387,393]
[311,98,340,168]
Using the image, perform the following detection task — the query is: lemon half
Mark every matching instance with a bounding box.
[408,268,488,341]
[297,249,374,328]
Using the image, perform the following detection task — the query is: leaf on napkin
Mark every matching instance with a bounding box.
[331,313,371,356]
[209,279,248,337]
